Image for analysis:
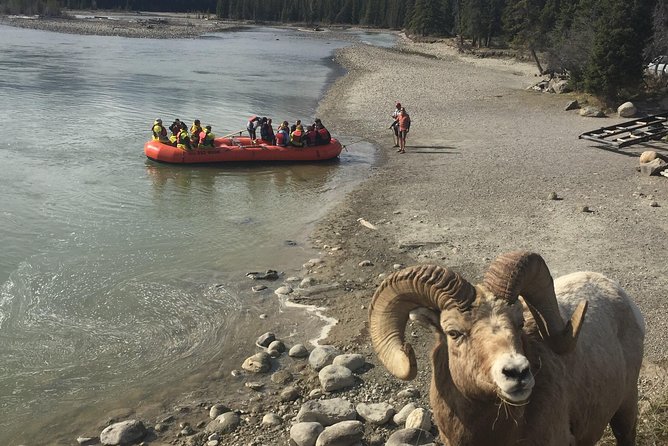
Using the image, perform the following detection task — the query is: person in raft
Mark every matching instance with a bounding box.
[390,102,401,147]
[314,118,331,144]
[260,117,275,144]
[275,121,290,147]
[290,123,305,147]
[305,125,318,146]
[190,119,203,148]
[169,119,182,145]
[397,107,411,154]
[151,119,170,144]
[176,125,192,151]
[199,125,215,148]
[247,116,261,142]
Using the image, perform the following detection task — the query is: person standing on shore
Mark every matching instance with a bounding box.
[390,102,401,147]
[397,107,410,154]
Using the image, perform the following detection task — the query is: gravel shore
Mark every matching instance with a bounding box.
[4,15,667,445]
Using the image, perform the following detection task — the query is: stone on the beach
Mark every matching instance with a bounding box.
[76,437,98,446]
[319,365,355,392]
[564,100,580,111]
[275,285,294,296]
[154,423,168,432]
[405,408,432,431]
[397,387,421,399]
[355,402,395,425]
[618,101,637,118]
[332,354,366,372]
[393,402,418,425]
[281,385,301,401]
[268,340,286,353]
[304,258,324,268]
[246,269,279,280]
[205,412,240,434]
[256,332,276,347]
[290,422,324,446]
[393,263,404,270]
[300,277,316,288]
[252,285,267,292]
[358,260,373,267]
[100,420,146,446]
[271,369,293,384]
[548,191,558,200]
[295,398,357,426]
[245,381,265,390]
[286,276,301,282]
[579,106,605,117]
[385,428,435,446]
[315,420,364,446]
[289,344,309,358]
[309,346,340,370]
[262,412,282,426]
[242,352,272,373]
[639,157,668,176]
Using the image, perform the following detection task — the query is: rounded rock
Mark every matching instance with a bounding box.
[205,412,240,434]
[275,285,293,296]
[268,340,286,353]
[356,402,395,425]
[318,365,355,392]
[315,420,363,446]
[308,346,340,371]
[280,385,301,402]
[332,353,366,372]
[261,412,282,426]
[385,428,435,446]
[405,408,432,431]
[99,420,146,446]
[256,332,276,348]
[242,352,272,373]
[393,402,418,426]
[290,422,324,446]
[289,344,309,358]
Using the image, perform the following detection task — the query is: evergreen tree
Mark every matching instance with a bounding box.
[584,0,654,99]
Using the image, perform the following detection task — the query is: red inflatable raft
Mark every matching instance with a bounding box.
[144,136,343,164]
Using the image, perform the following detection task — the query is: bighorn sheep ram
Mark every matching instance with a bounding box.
[370,251,645,446]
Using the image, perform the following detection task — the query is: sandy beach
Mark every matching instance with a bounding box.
[3,13,668,445]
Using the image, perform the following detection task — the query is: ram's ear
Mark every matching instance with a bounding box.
[409,308,442,333]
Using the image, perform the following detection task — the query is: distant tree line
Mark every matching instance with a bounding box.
[2,0,666,100]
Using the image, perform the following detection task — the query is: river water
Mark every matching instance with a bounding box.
[0,24,393,444]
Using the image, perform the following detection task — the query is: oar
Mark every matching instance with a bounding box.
[219,129,247,139]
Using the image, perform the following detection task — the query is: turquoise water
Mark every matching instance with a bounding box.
[0,24,392,443]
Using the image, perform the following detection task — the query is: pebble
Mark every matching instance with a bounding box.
[245,381,265,390]
[548,191,558,200]
[76,437,97,446]
[262,413,282,426]
[392,263,404,270]
[275,285,294,295]
[209,403,230,419]
[252,285,267,292]
[393,402,418,425]
[205,412,240,434]
[280,386,301,402]
[650,201,659,207]
[256,332,276,348]
[289,344,309,358]
[259,313,268,319]
[268,340,286,353]
[358,260,373,266]
[397,387,421,399]
[271,369,293,384]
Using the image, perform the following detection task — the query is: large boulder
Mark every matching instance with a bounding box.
[618,101,637,118]
[100,420,146,446]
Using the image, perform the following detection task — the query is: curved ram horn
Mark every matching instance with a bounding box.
[483,251,588,354]
[369,265,476,380]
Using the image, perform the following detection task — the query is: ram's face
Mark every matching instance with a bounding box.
[442,299,534,403]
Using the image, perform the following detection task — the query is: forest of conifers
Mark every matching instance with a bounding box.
[2,0,667,100]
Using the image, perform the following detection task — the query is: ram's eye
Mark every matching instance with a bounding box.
[446,330,463,340]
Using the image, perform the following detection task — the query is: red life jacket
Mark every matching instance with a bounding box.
[276,132,286,146]
[306,130,317,145]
